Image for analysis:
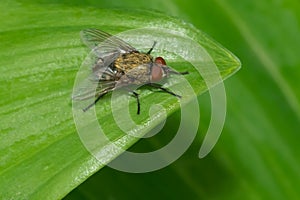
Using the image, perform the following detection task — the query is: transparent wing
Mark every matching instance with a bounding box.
[80,29,137,57]
[72,75,116,101]
[73,29,136,108]
[72,75,116,111]
[72,52,117,101]
[80,29,137,80]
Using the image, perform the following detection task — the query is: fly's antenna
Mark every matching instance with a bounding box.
[147,41,157,54]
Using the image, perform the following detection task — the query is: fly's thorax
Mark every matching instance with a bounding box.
[114,52,153,72]
[115,63,152,89]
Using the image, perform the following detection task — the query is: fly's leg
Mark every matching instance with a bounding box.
[169,71,189,75]
[146,41,157,55]
[82,92,108,112]
[148,83,182,98]
[179,71,189,75]
[82,85,115,112]
[131,91,141,114]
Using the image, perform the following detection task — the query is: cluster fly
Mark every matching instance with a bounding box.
[72,29,188,114]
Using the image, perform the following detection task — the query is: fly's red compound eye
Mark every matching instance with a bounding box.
[155,57,166,65]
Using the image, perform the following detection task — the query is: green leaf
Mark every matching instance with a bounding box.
[0,1,240,199]
[64,0,300,200]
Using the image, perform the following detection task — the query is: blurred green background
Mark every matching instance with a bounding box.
[1,0,300,199]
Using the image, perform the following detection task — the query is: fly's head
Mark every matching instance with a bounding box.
[150,57,188,83]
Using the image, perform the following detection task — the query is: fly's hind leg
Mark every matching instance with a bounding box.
[82,85,115,112]
[148,83,182,98]
[82,92,108,112]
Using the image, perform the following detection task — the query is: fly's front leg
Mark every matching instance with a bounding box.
[146,41,157,55]
[169,70,189,75]
[148,83,181,98]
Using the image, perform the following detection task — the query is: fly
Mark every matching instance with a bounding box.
[72,29,188,114]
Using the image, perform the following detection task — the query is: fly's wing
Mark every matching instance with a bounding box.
[72,74,116,111]
[72,74,116,101]
[80,29,138,82]
[72,51,117,102]
[80,29,136,76]
[80,29,136,53]
[73,29,136,101]
[80,29,137,68]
